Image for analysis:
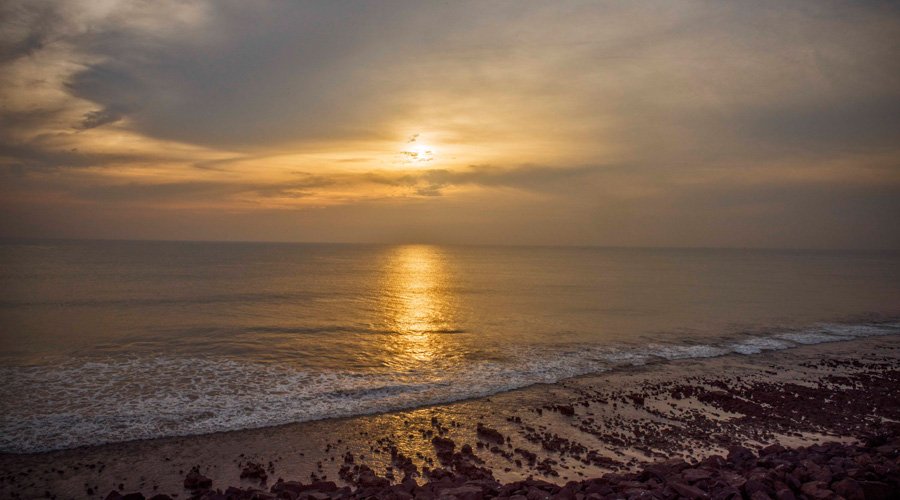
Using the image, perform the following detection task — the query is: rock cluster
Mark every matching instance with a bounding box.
[104,435,898,499]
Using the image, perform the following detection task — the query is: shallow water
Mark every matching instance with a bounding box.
[1,240,899,452]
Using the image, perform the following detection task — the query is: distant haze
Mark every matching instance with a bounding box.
[1,1,899,248]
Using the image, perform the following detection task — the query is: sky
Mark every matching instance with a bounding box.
[1,0,899,248]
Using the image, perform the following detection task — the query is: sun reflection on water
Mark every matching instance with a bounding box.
[379,245,459,370]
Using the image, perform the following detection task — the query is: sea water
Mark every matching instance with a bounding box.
[1,240,898,452]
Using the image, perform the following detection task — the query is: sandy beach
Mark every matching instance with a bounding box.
[2,335,898,499]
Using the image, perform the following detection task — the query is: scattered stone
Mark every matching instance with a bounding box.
[476,423,504,445]
[240,462,268,483]
[183,466,212,491]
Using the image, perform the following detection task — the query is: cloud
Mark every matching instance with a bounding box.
[77,106,125,130]
[0,2,61,63]
[735,95,900,154]
[0,1,899,247]
[56,1,451,149]
[70,175,337,204]
[0,138,108,170]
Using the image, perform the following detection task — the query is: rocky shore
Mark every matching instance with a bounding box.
[3,336,899,499]
[107,434,900,500]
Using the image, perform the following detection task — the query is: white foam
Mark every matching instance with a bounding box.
[643,344,730,360]
[820,323,900,337]
[1,321,897,453]
[775,331,851,344]
[729,337,794,355]
[0,354,607,453]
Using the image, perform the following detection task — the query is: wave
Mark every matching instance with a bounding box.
[0,320,897,454]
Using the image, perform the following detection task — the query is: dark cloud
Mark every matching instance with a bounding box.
[59,2,464,149]
[77,106,126,130]
[0,139,103,170]
[735,96,900,154]
[0,2,61,63]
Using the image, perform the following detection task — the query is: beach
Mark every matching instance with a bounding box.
[4,0,900,497]
[2,335,897,499]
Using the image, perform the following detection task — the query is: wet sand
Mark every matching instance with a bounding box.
[2,335,898,499]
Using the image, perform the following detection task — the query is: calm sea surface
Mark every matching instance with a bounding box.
[1,240,899,452]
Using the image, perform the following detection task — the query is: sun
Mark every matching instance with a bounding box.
[401,143,435,164]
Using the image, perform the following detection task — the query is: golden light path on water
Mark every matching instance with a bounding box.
[378,245,460,371]
[362,245,470,463]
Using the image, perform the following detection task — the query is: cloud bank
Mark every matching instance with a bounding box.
[1,0,899,248]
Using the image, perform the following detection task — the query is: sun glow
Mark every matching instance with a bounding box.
[401,142,436,164]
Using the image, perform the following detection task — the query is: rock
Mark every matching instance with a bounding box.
[701,455,727,469]
[101,492,141,500]
[195,492,226,500]
[555,405,576,416]
[308,481,338,492]
[270,479,339,497]
[437,484,484,500]
[644,459,689,481]
[750,491,772,500]
[874,443,899,456]
[799,481,832,500]
[357,467,390,489]
[670,481,709,500]
[760,444,786,456]
[622,488,653,499]
[241,462,268,483]
[858,481,892,500]
[553,483,578,500]
[710,487,740,500]
[784,471,802,491]
[584,480,614,496]
[726,446,756,468]
[398,477,418,494]
[525,487,551,500]
[743,479,773,498]
[830,478,864,500]
[270,480,304,495]
[432,436,458,464]
[718,471,746,490]
[682,468,713,483]
[432,436,456,453]
[774,488,795,500]
[184,466,213,490]
[476,424,504,444]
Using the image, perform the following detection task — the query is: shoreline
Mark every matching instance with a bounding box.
[4,321,899,455]
[2,335,898,499]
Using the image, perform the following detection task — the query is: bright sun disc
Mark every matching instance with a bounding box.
[403,143,435,163]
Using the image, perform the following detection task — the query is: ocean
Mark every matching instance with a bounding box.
[1,240,898,453]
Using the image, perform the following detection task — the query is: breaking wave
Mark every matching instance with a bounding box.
[1,320,897,453]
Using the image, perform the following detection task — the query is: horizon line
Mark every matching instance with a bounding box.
[1,236,898,253]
